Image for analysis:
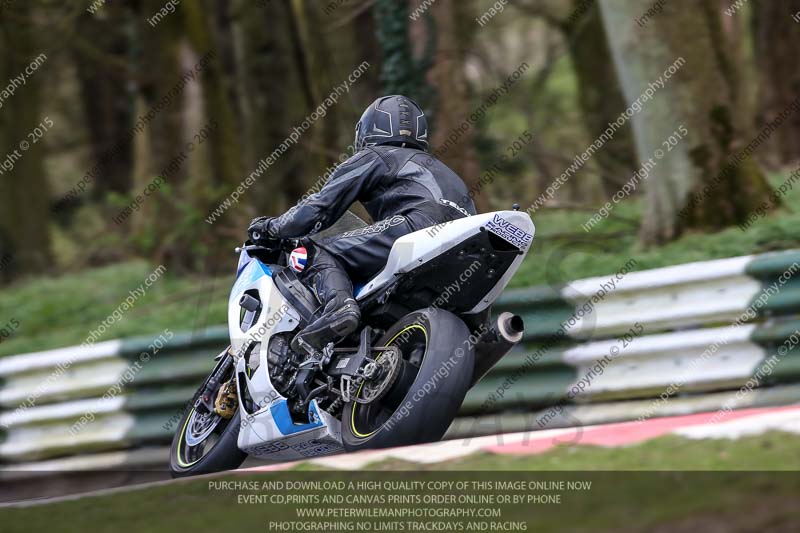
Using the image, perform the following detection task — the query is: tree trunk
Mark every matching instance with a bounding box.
[353,5,383,98]
[598,0,774,245]
[181,0,244,193]
[166,0,249,271]
[564,0,637,197]
[72,3,134,199]
[424,0,486,211]
[0,4,53,281]
[753,0,800,167]
[375,0,430,100]
[131,0,189,265]
[230,0,300,213]
[290,0,340,172]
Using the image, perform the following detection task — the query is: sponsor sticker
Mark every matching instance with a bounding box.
[339,215,406,238]
[485,214,533,249]
[439,198,471,217]
[245,440,290,455]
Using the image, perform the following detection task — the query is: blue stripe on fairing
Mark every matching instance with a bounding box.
[270,400,323,435]
[258,261,272,277]
[237,255,273,279]
[230,260,273,304]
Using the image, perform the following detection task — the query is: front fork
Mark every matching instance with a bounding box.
[196,349,235,414]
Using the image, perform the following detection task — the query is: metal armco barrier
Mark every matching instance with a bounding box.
[1,250,799,473]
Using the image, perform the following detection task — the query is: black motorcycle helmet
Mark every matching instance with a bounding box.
[354,95,429,152]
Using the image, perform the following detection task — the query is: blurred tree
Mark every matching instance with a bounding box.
[374,0,431,102]
[291,0,342,171]
[517,0,638,199]
[181,0,244,197]
[130,0,247,271]
[0,4,53,280]
[563,0,637,197]
[230,0,302,213]
[132,0,189,265]
[753,0,800,167]
[599,0,774,245]
[353,3,383,98]
[423,0,486,211]
[72,3,134,199]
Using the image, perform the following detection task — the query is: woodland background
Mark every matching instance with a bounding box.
[0,0,799,354]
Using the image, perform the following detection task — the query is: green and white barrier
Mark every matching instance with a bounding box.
[503,252,800,341]
[463,250,800,415]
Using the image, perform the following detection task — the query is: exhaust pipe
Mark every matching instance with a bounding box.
[470,312,524,387]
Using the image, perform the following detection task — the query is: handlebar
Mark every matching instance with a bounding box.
[234,238,300,255]
[234,244,276,254]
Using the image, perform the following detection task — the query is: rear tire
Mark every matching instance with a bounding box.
[342,309,474,451]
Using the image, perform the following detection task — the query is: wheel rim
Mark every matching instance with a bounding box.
[184,409,223,446]
[350,323,428,439]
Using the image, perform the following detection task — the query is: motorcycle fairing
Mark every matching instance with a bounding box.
[237,395,343,461]
[229,253,343,461]
[355,210,535,313]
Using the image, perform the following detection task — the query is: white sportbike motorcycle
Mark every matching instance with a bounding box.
[170,209,533,476]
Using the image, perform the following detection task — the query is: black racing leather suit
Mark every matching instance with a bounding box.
[267,145,477,312]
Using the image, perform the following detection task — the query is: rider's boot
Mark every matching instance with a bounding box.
[291,298,361,353]
[291,245,361,354]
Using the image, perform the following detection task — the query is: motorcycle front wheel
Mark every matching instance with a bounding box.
[342,309,475,452]
[169,352,246,477]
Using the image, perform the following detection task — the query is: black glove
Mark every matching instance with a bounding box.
[247,216,276,246]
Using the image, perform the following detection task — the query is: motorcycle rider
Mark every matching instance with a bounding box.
[248,95,476,354]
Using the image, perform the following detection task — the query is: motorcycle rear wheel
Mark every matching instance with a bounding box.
[342,309,474,451]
